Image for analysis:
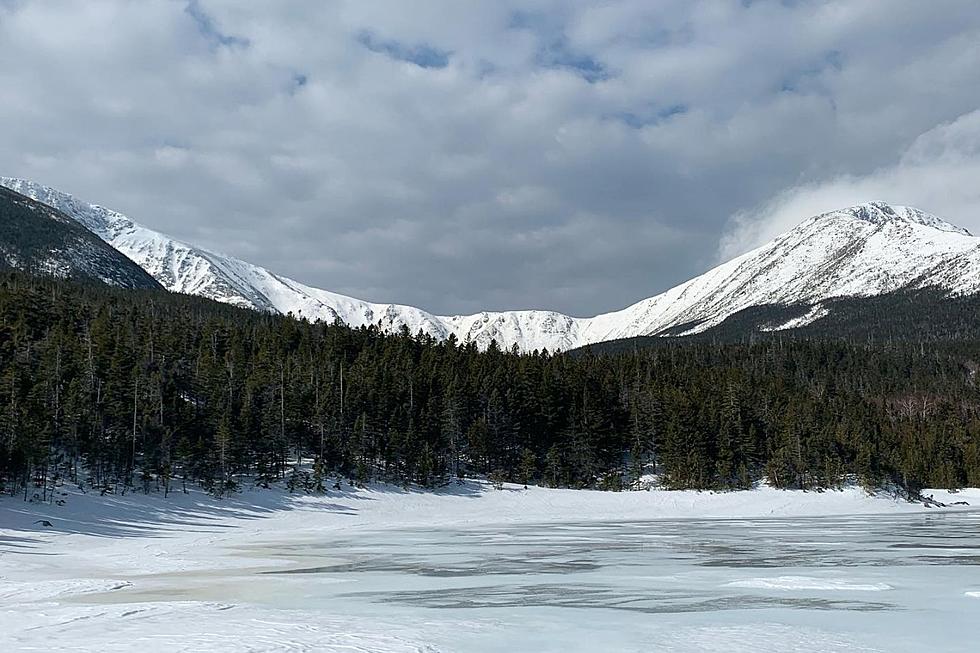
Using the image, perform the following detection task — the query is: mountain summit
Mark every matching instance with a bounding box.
[581,201,980,340]
[3,177,978,350]
[824,201,971,235]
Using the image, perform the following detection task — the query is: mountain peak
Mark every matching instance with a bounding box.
[817,201,971,236]
[4,175,980,350]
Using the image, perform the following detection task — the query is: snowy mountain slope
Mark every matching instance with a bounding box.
[0,185,162,290]
[0,179,284,310]
[3,177,980,350]
[578,203,980,341]
[1,177,582,350]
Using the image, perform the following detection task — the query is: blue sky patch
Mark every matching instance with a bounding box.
[357,31,450,69]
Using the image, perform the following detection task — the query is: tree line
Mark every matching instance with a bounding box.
[2,271,979,500]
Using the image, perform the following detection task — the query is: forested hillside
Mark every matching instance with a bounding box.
[2,271,979,500]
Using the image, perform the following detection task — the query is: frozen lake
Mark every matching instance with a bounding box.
[4,484,980,651]
[66,510,980,652]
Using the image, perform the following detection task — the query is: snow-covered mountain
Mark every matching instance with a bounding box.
[0,185,162,290]
[4,177,980,350]
[1,177,585,350]
[577,202,980,340]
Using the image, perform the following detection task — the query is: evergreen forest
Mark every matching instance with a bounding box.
[2,271,980,500]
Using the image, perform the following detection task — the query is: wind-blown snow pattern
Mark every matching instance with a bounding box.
[4,177,980,350]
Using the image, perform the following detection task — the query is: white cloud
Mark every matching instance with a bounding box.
[720,109,980,259]
[1,1,980,314]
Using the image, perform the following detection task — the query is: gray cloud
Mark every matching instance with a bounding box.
[1,0,979,315]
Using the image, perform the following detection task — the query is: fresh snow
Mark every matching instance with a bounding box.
[2,481,979,652]
[4,178,980,351]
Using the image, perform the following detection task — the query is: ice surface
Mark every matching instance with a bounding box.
[2,482,979,652]
[725,577,892,591]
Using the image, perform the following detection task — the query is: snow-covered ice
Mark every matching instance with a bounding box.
[2,482,979,652]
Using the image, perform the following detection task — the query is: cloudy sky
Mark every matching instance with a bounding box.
[2,1,980,316]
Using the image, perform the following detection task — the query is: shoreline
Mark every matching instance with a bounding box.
[2,480,977,552]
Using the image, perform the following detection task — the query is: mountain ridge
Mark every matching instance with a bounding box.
[3,177,979,351]
[0,185,163,291]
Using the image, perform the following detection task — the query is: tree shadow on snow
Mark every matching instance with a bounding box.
[0,533,47,555]
[0,486,358,540]
[0,477,513,541]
